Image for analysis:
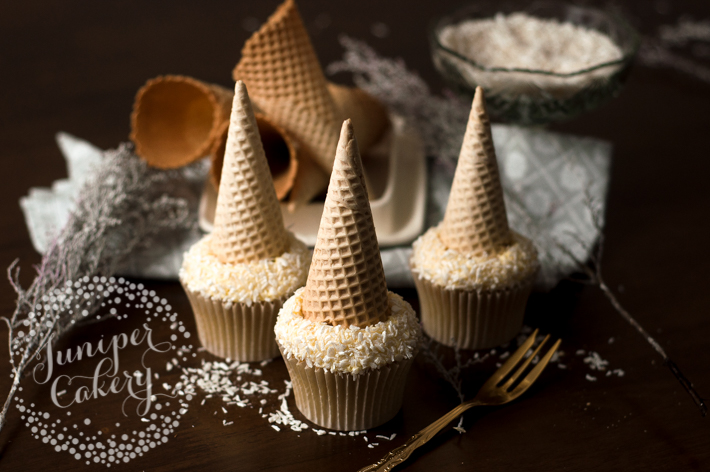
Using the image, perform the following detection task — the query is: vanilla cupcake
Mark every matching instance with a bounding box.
[410,87,539,350]
[275,121,421,431]
[180,81,309,362]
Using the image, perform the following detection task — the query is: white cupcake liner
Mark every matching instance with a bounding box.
[280,347,414,431]
[413,272,534,350]
[182,283,287,362]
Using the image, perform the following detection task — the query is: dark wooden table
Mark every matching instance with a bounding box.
[1,1,709,470]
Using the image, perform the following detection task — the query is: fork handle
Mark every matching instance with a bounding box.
[357,400,484,472]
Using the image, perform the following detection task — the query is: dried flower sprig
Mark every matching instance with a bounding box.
[1,143,197,432]
[327,35,470,167]
[557,191,707,417]
[639,17,710,85]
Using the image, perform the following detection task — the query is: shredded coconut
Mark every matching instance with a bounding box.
[437,12,624,98]
[411,226,539,290]
[440,13,623,73]
[583,351,609,371]
[274,288,421,375]
[179,232,309,303]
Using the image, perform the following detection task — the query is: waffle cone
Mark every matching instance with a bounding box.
[210,81,290,264]
[440,86,511,257]
[287,151,330,211]
[232,0,341,175]
[130,75,233,168]
[327,83,390,152]
[210,112,298,200]
[301,120,390,328]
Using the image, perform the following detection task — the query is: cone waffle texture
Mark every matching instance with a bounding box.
[287,152,330,210]
[210,81,290,265]
[413,272,534,350]
[210,112,299,201]
[281,348,413,431]
[184,284,284,361]
[130,75,233,169]
[233,0,341,177]
[440,86,511,257]
[327,83,390,153]
[301,121,390,328]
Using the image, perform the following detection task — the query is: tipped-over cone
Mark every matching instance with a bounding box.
[439,86,511,257]
[233,0,341,177]
[287,152,330,211]
[210,81,290,264]
[327,83,390,153]
[130,75,233,168]
[301,120,390,328]
[210,112,298,201]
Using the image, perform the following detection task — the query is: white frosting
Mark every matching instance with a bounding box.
[411,226,539,290]
[179,232,309,305]
[274,288,421,376]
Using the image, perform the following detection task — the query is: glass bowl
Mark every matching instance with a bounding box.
[429,1,640,125]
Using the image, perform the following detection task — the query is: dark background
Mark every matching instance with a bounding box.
[1,1,709,470]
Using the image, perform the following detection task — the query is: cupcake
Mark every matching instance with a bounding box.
[180,81,309,362]
[410,86,539,350]
[274,120,421,431]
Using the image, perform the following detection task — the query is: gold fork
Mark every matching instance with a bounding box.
[357,329,561,472]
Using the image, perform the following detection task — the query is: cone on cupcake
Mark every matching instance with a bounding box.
[209,112,298,201]
[410,86,539,350]
[439,87,512,257]
[300,120,390,328]
[209,82,290,265]
[180,81,310,362]
[275,120,421,431]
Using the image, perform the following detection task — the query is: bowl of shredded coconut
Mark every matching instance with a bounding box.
[430,1,639,124]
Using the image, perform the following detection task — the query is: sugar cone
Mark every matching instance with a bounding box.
[210,81,290,264]
[439,86,511,257]
[232,0,341,176]
[327,83,390,153]
[301,120,390,328]
[130,75,233,168]
[287,151,330,212]
[210,112,299,201]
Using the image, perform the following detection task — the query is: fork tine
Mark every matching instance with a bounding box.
[509,338,561,399]
[483,329,538,389]
[501,334,550,390]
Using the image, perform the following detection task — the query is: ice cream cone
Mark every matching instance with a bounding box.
[286,151,330,212]
[130,75,233,168]
[439,86,511,257]
[327,83,390,153]
[210,81,290,264]
[210,112,298,201]
[301,120,390,328]
[232,0,341,177]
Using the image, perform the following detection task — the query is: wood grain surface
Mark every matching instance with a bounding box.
[1,1,709,471]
